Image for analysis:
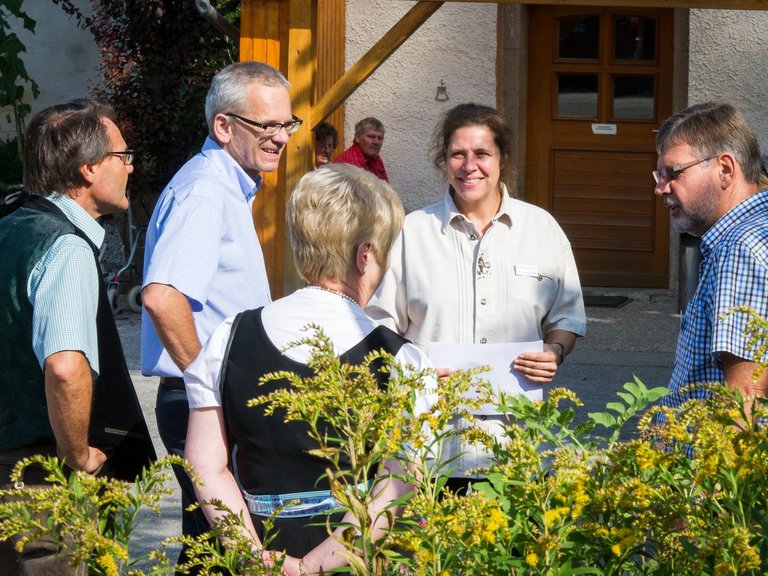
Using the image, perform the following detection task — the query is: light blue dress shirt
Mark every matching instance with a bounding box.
[29,193,104,374]
[140,137,272,377]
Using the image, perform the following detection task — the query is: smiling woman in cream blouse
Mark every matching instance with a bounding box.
[367,103,586,492]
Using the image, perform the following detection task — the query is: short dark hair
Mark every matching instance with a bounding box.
[315,122,338,149]
[23,98,116,196]
[431,103,516,187]
[656,101,762,185]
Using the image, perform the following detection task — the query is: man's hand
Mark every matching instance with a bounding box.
[81,446,108,474]
[722,352,768,421]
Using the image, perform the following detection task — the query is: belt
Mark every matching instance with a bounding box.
[159,377,185,390]
[242,481,369,518]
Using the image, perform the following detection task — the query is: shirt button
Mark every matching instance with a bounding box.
[480,298,487,305]
[480,337,487,344]
[469,234,477,241]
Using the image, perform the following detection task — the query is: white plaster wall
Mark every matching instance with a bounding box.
[1,1,98,140]
[345,1,497,211]
[688,9,768,152]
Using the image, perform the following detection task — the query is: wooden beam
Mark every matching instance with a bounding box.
[417,0,768,8]
[283,0,316,293]
[240,0,289,298]
[311,1,444,127]
[316,0,345,143]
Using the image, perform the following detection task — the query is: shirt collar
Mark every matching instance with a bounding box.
[201,136,262,201]
[701,190,768,257]
[47,193,106,248]
[439,184,514,234]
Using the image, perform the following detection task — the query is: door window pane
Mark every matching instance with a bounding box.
[613,76,655,120]
[614,16,656,61]
[558,15,599,59]
[557,74,598,118]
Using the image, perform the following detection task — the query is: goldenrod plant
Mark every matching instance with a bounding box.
[252,327,494,576]
[0,455,182,575]
[2,314,768,574]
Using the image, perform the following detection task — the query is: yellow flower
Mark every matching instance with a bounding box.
[543,506,570,528]
[543,508,561,527]
[525,552,539,567]
[96,553,119,576]
[485,507,507,533]
[415,548,436,565]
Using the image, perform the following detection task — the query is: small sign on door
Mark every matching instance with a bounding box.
[592,123,617,135]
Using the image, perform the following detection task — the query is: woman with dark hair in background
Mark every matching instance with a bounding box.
[313,121,338,167]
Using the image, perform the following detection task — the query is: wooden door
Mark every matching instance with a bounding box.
[525,6,673,288]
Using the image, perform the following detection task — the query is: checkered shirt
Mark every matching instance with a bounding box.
[660,190,768,411]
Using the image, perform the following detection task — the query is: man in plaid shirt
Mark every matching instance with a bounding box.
[654,101,768,422]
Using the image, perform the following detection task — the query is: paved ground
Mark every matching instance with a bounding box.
[115,287,682,566]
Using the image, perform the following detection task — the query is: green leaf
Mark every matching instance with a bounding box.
[606,401,627,415]
[589,411,618,428]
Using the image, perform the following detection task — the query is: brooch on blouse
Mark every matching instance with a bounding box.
[477,251,492,279]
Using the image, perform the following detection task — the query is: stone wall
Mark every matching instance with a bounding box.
[688,9,768,152]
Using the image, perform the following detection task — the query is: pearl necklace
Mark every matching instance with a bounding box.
[306,285,360,307]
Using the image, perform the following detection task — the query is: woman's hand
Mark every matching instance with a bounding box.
[513,345,560,383]
[435,367,453,380]
[279,555,308,576]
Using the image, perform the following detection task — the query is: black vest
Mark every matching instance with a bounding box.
[220,307,407,495]
[0,196,155,480]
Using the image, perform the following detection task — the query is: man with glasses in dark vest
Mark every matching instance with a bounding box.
[0,98,155,573]
[140,61,301,571]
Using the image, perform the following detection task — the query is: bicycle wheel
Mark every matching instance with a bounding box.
[127,285,143,314]
[107,284,119,312]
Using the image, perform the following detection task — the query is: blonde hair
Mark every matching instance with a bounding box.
[288,164,404,284]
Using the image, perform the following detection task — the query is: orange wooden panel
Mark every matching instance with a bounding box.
[315,0,345,144]
[240,0,289,298]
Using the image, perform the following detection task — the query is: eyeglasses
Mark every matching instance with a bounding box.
[653,156,716,185]
[107,150,136,165]
[225,113,303,136]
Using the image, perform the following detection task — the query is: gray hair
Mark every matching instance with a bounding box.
[656,101,762,184]
[287,163,404,284]
[204,61,290,134]
[23,98,116,196]
[354,117,385,137]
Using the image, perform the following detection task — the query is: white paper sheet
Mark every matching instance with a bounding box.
[428,340,544,412]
